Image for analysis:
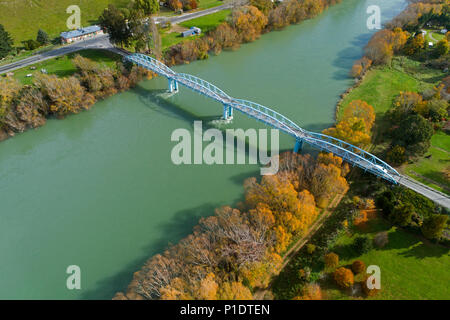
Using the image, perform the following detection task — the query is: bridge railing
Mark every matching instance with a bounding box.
[304,132,400,178]
[231,99,306,137]
[174,73,232,101]
[125,53,401,184]
[125,54,175,77]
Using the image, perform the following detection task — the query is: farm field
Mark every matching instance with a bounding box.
[0,0,129,45]
[338,56,449,192]
[323,214,450,300]
[11,49,120,85]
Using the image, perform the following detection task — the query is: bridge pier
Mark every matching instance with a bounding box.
[223,104,233,120]
[168,78,178,93]
[294,139,303,153]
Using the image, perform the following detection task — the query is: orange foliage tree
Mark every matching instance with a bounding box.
[334,267,354,288]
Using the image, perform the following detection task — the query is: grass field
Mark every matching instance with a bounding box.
[197,0,224,10]
[0,0,129,45]
[323,214,450,300]
[160,9,231,50]
[11,49,120,85]
[180,9,230,33]
[424,29,446,43]
[338,56,449,192]
[403,132,450,195]
[338,57,444,119]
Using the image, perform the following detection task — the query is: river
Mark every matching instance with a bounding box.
[0,0,406,299]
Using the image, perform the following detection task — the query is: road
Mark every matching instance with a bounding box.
[0,34,115,74]
[154,3,234,25]
[397,175,450,209]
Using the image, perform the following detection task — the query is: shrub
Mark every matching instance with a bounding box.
[334,267,354,288]
[373,231,389,248]
[387,145,406,165]
[353,236,373,255]
[361,275,380,297]
[351,260,366,274]
[293,283,322,300]
[306,244,316,255]
[324,252,339,270]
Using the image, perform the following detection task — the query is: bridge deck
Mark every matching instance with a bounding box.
[125,53,402,185]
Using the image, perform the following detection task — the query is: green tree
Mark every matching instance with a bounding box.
[387,145,406,165]
[421,214,448,240]
[0,24,13,59]
[133,0,160,15]
[99,5,132,48]
[433,39,449,58]
[390,202,414,227]
[36,29,50,45]
[393,114,433,156]
[353,236,373,255]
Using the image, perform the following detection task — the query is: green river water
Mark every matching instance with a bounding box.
[0,0,406,299]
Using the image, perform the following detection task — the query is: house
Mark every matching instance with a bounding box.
[60,25,104,44]
[181,27,201,37]
[441,29,448,34]
[428,41,434,48]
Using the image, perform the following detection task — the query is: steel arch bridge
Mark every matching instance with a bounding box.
[125,53,401,184]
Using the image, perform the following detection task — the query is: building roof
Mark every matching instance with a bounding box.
[60,25,101,39]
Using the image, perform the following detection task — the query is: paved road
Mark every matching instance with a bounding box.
[397,175,450,209]
[0,34,114,74]
[154,3,234,25]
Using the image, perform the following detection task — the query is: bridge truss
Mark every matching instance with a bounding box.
[125,53,401,184]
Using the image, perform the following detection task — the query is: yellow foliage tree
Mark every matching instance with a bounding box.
[217,281,253,300]
[344,100,375,131]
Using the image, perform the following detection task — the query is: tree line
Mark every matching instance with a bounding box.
[0,56,152,141]
[163,0,342,65]
[113,151,349,300]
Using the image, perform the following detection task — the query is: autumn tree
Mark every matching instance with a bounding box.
[350,57,372,78]
[334,267,354,288]
[343,100,376,131]
[362,275,380,297]
[250,0,274,15]
[364,30,394,65]
[351,260,366,274]
[294,283,323,300]
[35,74,95,116]
[310,162,349,207]
[323,117,371,147]
[217,282,253,300]
[324,252,339,270]
[230,6,268,43]
[403,33,425,56]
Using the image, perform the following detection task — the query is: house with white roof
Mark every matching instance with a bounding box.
[60,26,104,44]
